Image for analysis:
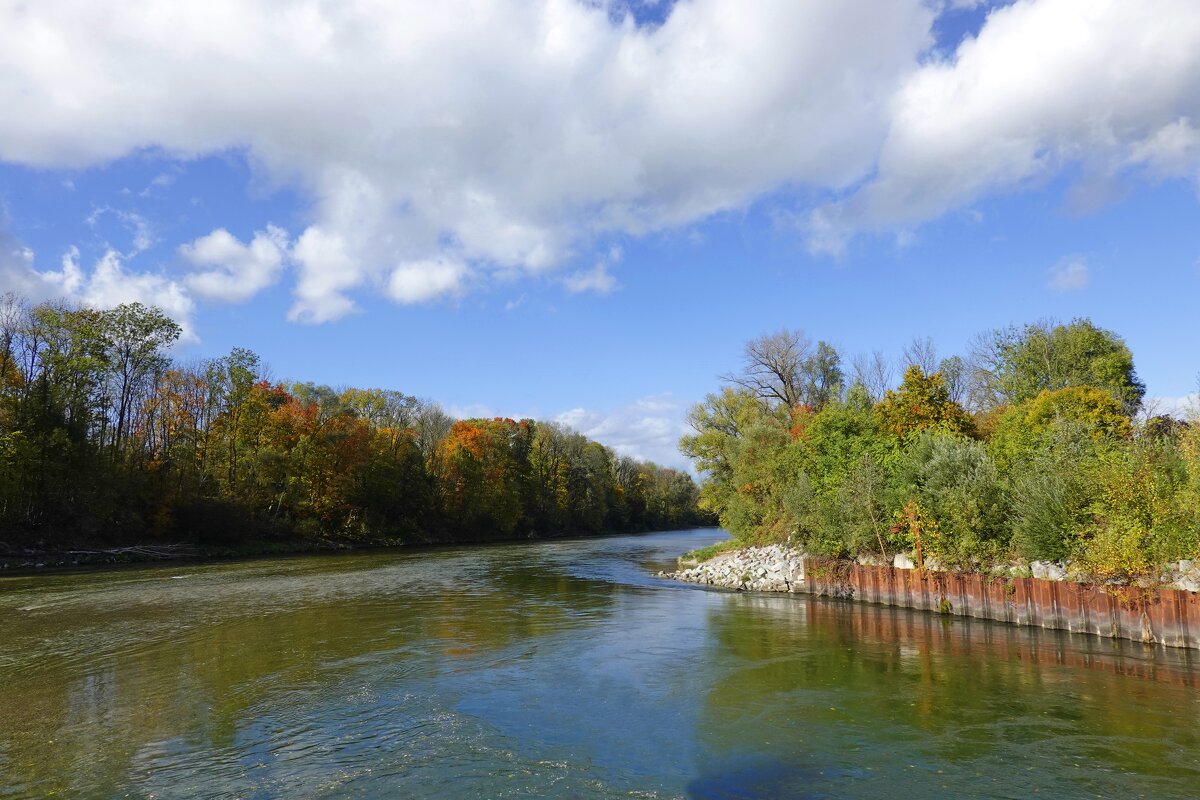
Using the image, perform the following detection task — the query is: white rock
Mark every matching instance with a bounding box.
[1031,561,1068,581]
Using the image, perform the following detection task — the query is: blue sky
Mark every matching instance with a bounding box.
[1,0,1198,466]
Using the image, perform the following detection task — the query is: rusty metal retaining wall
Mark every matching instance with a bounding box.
[802,559,1200,650]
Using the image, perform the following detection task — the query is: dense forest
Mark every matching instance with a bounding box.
[682,320,1200,583]
[0,295,709,558]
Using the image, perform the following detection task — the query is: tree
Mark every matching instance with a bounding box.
[893,431,1008,568]
[902,336,938,374]
[210,347,264,492]
[101,303,182,457]
[415,402,454,461]
[875,366,974,439]
[850,350,892,403]
[988,387,1132,475]
[723,329,811,408]
[938,355,968,406]
[804,341,843,408]
[971,319,1145,414]
[723,330,843,410]
[434,418,534,537]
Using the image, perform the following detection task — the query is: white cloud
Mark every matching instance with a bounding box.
[564,262,619,295]
[288,226,362,323]
[1047,256,1089,292]
[40,247,197,340]
[3,0,1200,312]
[564,245,621,294]
[140,171,177,197]
[0,227,41,298]
[1128,118,1200,177]
[86,207,154,256]
[181,225,288,303]
[556,393,689,468]
[1145,393,1199,420]
[811,0,1200,243]
[387,258,469,305]
[0,223,197,339]
[0,0,934,319]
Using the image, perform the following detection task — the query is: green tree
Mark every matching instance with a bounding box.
[989,386,1131,474]
[101,302,182,457]
[972,319,1145,414]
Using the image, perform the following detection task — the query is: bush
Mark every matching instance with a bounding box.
[825,453,896,559]
[989,387,1130,474]
[1074,440,1196,581]
[893,431,1009,568]
[1010,423,1099,562]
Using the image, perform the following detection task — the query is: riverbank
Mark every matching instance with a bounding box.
[0,537,359,573]
[665,546,1200,650]
[0,524,723,574]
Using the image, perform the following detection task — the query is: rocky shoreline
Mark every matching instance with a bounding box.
[663,543,1200,595]
[660,544,807,592]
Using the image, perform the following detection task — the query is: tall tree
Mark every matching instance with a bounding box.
[902,336,938,374]
[970,318,1145,414]
[724,330,842,410]
[876,366,974,438]
[723,329,811,408]
[102,303,182,457]
[850,350,893,404]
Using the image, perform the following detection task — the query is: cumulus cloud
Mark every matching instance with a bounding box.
[181,225,288,303]
[812,0,1200,242]
[0,222,197,338]
[0,0,934,318]
[2,0,1200,315]
[40,247,196,339]
[387,258,469,305]
[556,393,689,468]
[1047,256,1089,292]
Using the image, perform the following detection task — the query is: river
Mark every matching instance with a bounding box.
[1,528,1198,798]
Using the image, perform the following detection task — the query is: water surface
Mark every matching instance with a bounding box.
[1,529,1198,798]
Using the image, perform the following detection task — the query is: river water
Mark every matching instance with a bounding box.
[1,528,1198,799]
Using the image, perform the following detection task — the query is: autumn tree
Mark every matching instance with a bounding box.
[875,366,974,439]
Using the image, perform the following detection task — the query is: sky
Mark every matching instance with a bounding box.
[1,0,1198,468]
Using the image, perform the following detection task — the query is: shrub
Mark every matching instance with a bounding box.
[893,431,1009,568]
[1010,422,1100,562]
[1074,439,1197,581]
[990,387,1130,474]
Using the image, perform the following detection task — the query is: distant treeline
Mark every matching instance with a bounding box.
[0,295,709,551]
[682,321,1200,582]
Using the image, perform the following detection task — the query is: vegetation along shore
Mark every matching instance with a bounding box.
[681,320,1200,589]
[0,293,711,570]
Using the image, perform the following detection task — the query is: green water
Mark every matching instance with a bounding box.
[1,529,1198,799]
